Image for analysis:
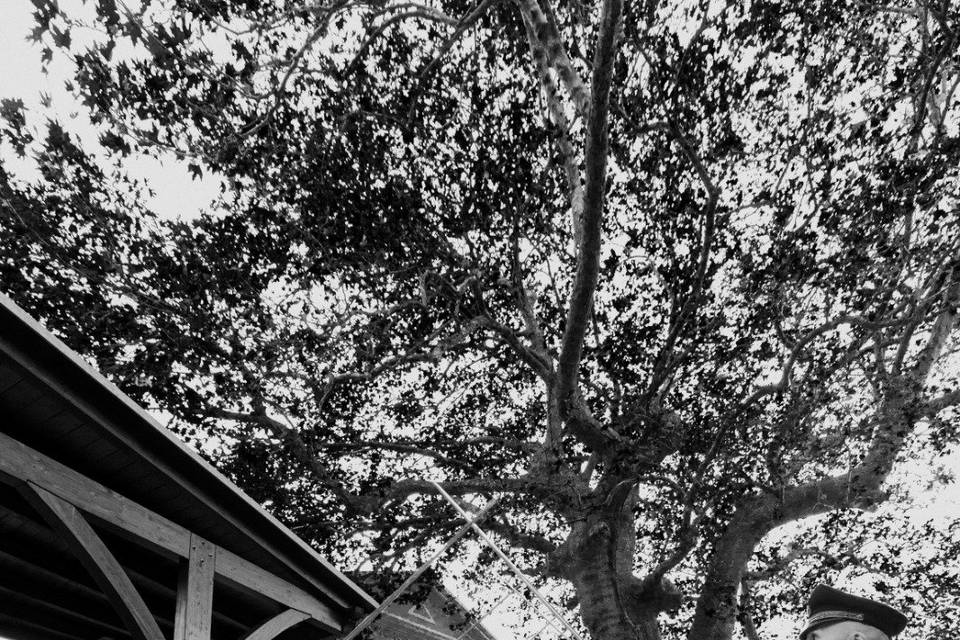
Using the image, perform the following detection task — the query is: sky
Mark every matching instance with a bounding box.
[0,10,537,638]
[1,2,959,640]
[0,0,221,221]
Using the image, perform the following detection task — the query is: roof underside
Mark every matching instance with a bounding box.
[0,296,375,639]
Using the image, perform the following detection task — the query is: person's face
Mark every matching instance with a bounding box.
[807,621,889,640]
[808,624,854,640]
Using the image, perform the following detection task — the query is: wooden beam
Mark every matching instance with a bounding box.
[213,548,338,632]
[0,430,190,558]
[0,548,194,634]
[21,482,166,640]
[0,518,248,634]
[174,534,216,640]
[0,430,342,632]
[0,294,366,612]
[241,609,311,640]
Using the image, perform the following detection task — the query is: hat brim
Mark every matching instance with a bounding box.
[799,618,841,640]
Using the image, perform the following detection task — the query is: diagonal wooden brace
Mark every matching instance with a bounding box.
[20,481,166,640]
[241,609,311,640]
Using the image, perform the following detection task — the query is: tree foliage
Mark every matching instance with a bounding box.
[4,0,960,638]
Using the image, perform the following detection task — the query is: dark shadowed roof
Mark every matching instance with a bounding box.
[0,294,377,618]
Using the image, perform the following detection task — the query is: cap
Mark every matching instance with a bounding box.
[798,585,907,639]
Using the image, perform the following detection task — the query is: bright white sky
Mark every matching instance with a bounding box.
[0,1,220,221]
[1,3,959,640]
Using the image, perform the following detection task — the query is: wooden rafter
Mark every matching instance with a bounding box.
[0,613,86,640]
[0,429,341,632]
[241,609,311,640]
[21,482,166,640]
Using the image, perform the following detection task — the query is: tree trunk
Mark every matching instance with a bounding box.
[571,557,661,640]
[557,484,672,640]
[685,513,765,640]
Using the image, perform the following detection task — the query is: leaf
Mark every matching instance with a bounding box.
[50,25,71,49]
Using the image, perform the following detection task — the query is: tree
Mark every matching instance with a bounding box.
[4,0,960,638]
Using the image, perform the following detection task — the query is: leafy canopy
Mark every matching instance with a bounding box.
[3,0,960,638]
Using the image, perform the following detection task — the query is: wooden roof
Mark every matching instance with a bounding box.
[0,294,376,640]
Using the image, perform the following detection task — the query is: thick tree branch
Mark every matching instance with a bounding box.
[686,279,960,640]
[518,2,583,243]
[555,0,623,412]
[514,0,590,114]
[736,581,761,640]
[485,517,558,553]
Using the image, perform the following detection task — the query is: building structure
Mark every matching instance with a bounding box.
[0,295,377,640]
[370,587,498,640]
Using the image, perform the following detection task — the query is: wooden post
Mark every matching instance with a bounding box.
[21,482,165,640]
[174,534,216,640]
[0,431,341,632]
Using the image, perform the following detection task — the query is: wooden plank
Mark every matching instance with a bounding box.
[21,482,166,640]
[174,534,216,640]
[0,430,191,558]
[0,544,191,633]
[241,609,311,640]
[0,430,342,631]
[216,546,340,632]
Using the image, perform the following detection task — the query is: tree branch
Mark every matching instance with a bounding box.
[555,0,623,412]
[514,0,590,114]
[686,278,960,640]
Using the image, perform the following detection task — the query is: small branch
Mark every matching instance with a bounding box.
[208,406,364,508]
[315,440,476,472]
[737,581,762,640]
[407,0,502,111]
[343,9,458,77]
[385,476,572,503]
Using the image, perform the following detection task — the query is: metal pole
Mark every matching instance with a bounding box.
[430,481,585,640]
[339,495,502,640]
[454,587,513,640]
[495,579,568,639]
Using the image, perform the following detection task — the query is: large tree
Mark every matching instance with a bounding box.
[4,0,960,638]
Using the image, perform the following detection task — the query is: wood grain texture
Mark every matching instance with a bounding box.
[174,534,216,640]
[0,430,341,631]
[22,482,166,640]
[241,609,311,640]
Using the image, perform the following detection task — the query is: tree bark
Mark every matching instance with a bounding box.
[686,376,922,640]
[557,483,678,640]
[685,506,766,640]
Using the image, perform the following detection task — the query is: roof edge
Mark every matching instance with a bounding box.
[0,293,377,611]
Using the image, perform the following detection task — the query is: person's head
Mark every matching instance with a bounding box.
[804,620,890,640]
[798,585,907,640]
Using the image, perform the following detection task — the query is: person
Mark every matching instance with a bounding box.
[798,585,907,640]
